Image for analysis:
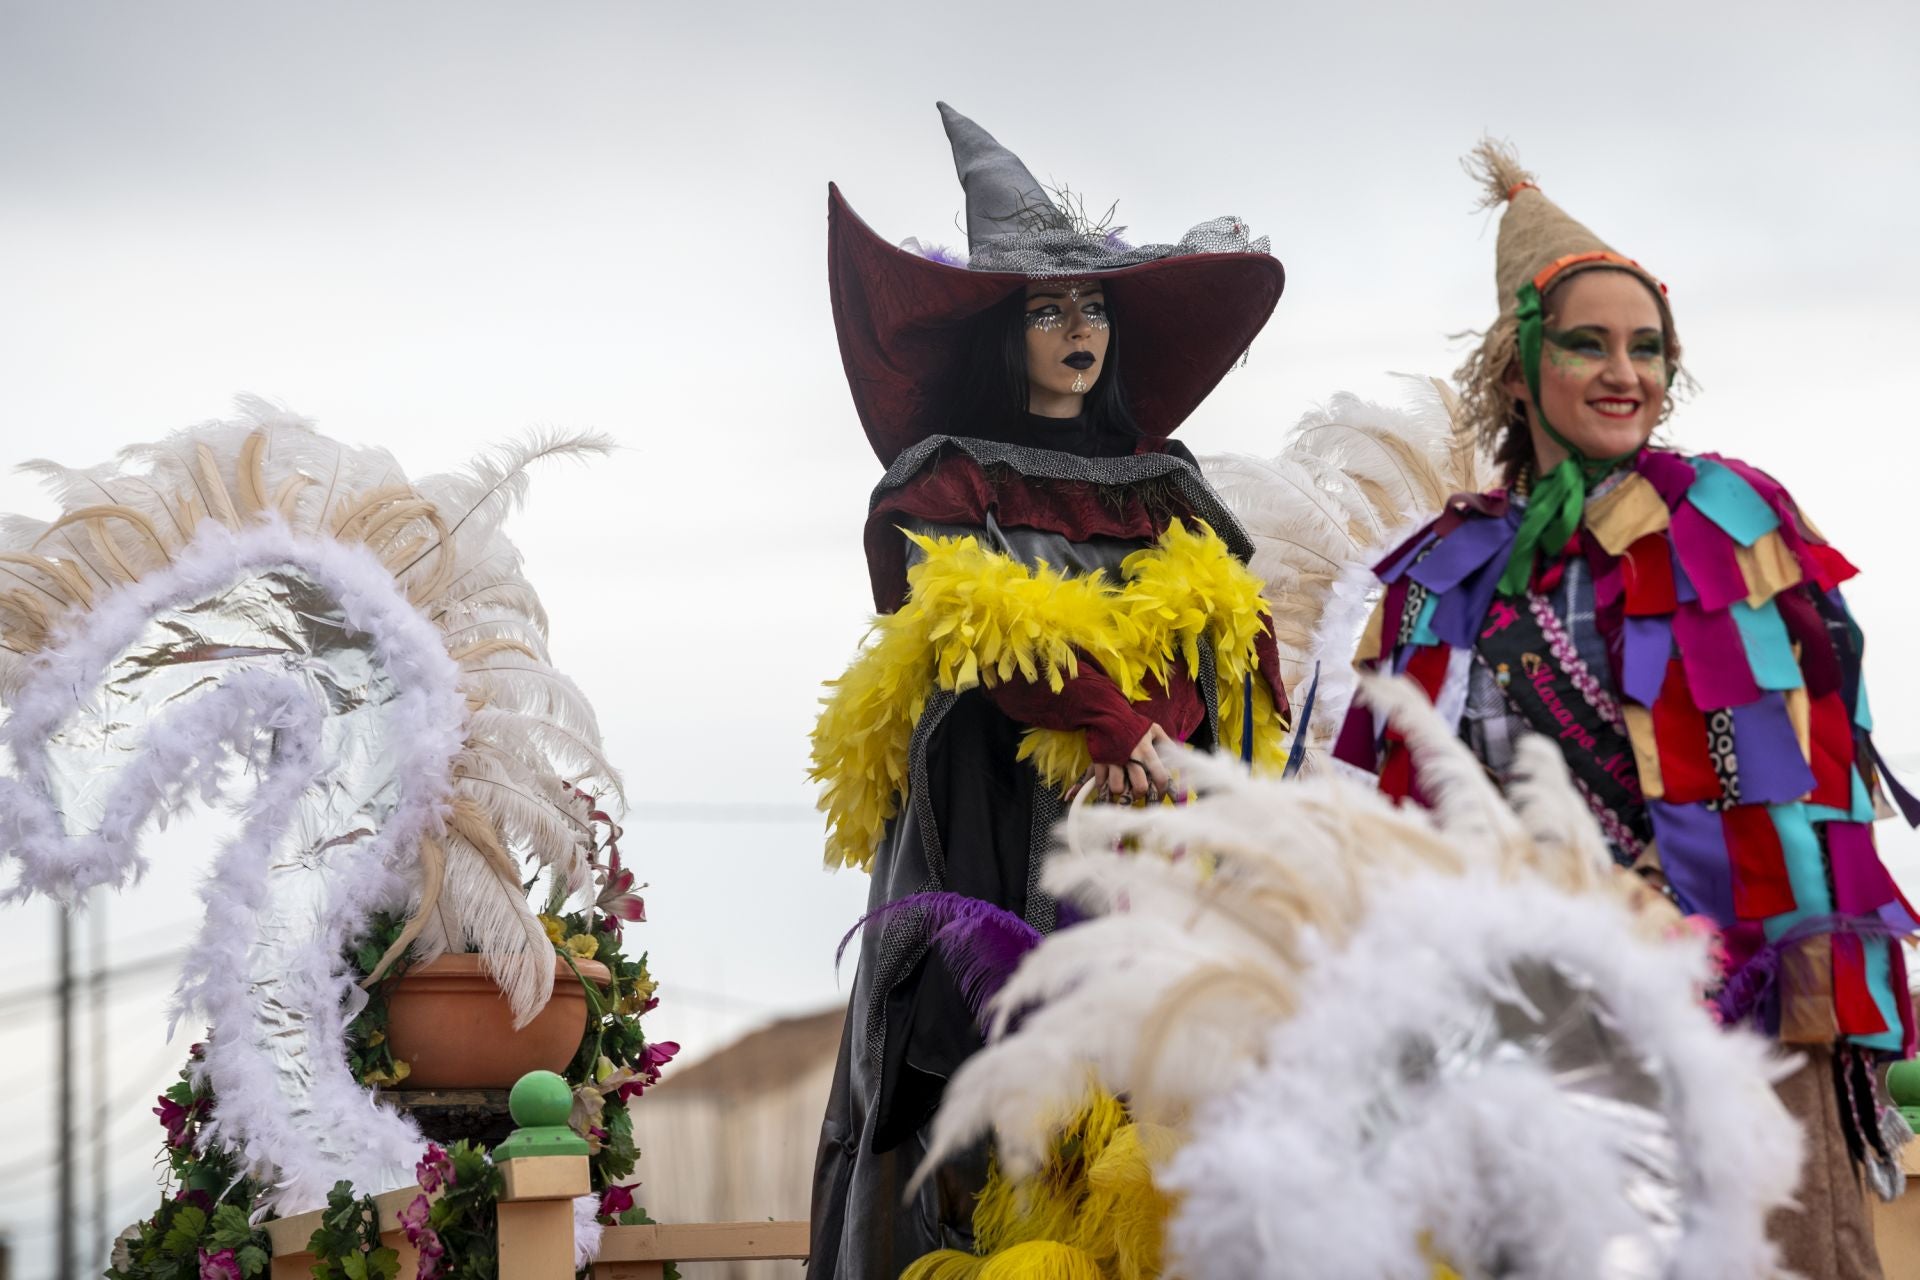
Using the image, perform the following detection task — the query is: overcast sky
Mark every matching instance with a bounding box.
[1,1,1917,1273]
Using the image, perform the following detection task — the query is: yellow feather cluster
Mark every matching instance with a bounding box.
[905,1091,1170,1280]
[811,523,1290,872]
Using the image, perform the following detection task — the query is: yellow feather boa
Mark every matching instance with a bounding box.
[904,1091,1172,1280]
[905,1090,1469,1280]
[811,520,1289,872]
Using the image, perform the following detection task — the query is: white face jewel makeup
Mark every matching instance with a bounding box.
[1071,373,1087,393]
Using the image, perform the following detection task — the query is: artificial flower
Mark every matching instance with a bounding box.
[155,1095,200,1149]
[197,1248,242,1280]
[540,913,568,945]
[565,933,601,961]
[616,1040,680,1101]
[599,1182,637,1219]
[416,1142,454,1194]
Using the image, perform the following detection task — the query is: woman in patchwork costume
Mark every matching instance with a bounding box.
[1334,141,1917,1278]
[807,103,1292,1277]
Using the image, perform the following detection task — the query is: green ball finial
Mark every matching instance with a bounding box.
[1887,1059,1920,1109]
[509,1070,573,1128]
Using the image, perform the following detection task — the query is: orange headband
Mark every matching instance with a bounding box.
[1531,250,1668,297]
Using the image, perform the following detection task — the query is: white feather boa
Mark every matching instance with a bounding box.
[0,400,620,1211]
[0,520,463,1211]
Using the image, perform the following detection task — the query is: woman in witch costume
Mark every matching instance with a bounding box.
[808,103,1291,1276]
[1335,141,1918,1279]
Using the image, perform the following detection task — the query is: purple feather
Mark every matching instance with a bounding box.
[838,892,1042,1025]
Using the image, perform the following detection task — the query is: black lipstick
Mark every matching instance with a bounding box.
[1063,352,1095,369]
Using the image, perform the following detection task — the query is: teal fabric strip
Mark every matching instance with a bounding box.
[1409,591,1441,647]
[1730,599,1802,691]
[1764,803,1835,940]
[1688,459,1780,547]
[1856,677,1875,733]
[1804,771,1877,827]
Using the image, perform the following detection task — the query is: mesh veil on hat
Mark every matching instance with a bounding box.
[830,103,1285,465]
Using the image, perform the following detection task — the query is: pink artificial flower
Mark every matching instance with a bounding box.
[616,1041,680,1101]
[155,1096,198,1148]
[599,1182,637,1220]
[175,1188,214,1213]
[415,1142,454,1194]
[593,845,647,936]
[414,1227,447,1280]
[197,1248,242,1280]
[398,1193,431,1238]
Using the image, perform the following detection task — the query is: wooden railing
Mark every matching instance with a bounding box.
[261,1154,806,1278]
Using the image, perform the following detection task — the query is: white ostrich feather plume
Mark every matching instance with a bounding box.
[921,676,1804,1278]
[1200,376,1489,769]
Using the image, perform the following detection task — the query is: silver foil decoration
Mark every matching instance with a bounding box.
[1387,960,1683,1279]
[3,547,444,1209]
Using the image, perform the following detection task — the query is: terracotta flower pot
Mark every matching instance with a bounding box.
[385,953,610,1090]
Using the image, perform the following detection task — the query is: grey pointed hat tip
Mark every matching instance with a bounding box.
[934,102,1056,252]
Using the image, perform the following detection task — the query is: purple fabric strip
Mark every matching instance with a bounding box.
[1332,701,1378,770]
[1635,449,1698,507]
[1827,822,1901,916]
[1729,693,1816,804]
[1881,899,1920,938]
[1377,528,1437,584]
[1671,601,1761,710]
[1671,501,1749,611]
[1649,799,1736,924]
[1669,540,1697,605]
[1870,737,1920,828]
[1620,614,1672,707]
[1407,516,1515,595]
[1430,550,1508,651]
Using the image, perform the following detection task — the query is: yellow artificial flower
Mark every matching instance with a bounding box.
[540,914,568,944]
[565,934,600,961]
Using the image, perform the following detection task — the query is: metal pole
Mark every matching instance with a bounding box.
[90,894,108,1274]
[56,903,75,1280]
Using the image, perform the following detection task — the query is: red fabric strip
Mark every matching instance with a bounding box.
[1621,533,1678,617]
[1831,933,1890,1037]
[1651,659,1722,804]
[1722,804,1797,919]
[1808,690,1857,810]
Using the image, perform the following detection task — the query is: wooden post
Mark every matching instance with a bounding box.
[497,1155,591,1279]
[262,1186,423,1280]
[492,1070,593,1277]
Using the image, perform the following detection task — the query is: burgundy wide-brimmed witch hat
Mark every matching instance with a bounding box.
[830,103,1286,465]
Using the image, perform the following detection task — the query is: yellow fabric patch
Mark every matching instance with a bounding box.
[812,522,1287,872]
[1357,595,1386,665]
[1583,473,1670,556]
[1622,703,1664,801]
[1736,529,1805,607]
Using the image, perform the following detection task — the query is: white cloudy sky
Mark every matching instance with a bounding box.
[1,0,1917,1272]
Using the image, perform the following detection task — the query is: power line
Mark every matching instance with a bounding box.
[0,949,185,1020]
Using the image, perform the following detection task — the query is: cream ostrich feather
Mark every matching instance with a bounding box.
[1199,377,1489,768]
[920,677,1803,1278]
[0,397,618,1209]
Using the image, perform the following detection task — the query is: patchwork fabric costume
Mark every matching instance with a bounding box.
[1334,144,1917,1279]
[807,105,1291,1277]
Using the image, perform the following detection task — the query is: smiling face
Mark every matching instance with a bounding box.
[1023,280,1111,417]
[1502,268,1668,469]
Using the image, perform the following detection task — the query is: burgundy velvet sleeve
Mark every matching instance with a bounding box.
[986,667,1155,766]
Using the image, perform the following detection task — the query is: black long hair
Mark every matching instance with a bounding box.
[946,286,1140,443]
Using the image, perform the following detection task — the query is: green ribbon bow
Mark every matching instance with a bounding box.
[1496,280,1642,596]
